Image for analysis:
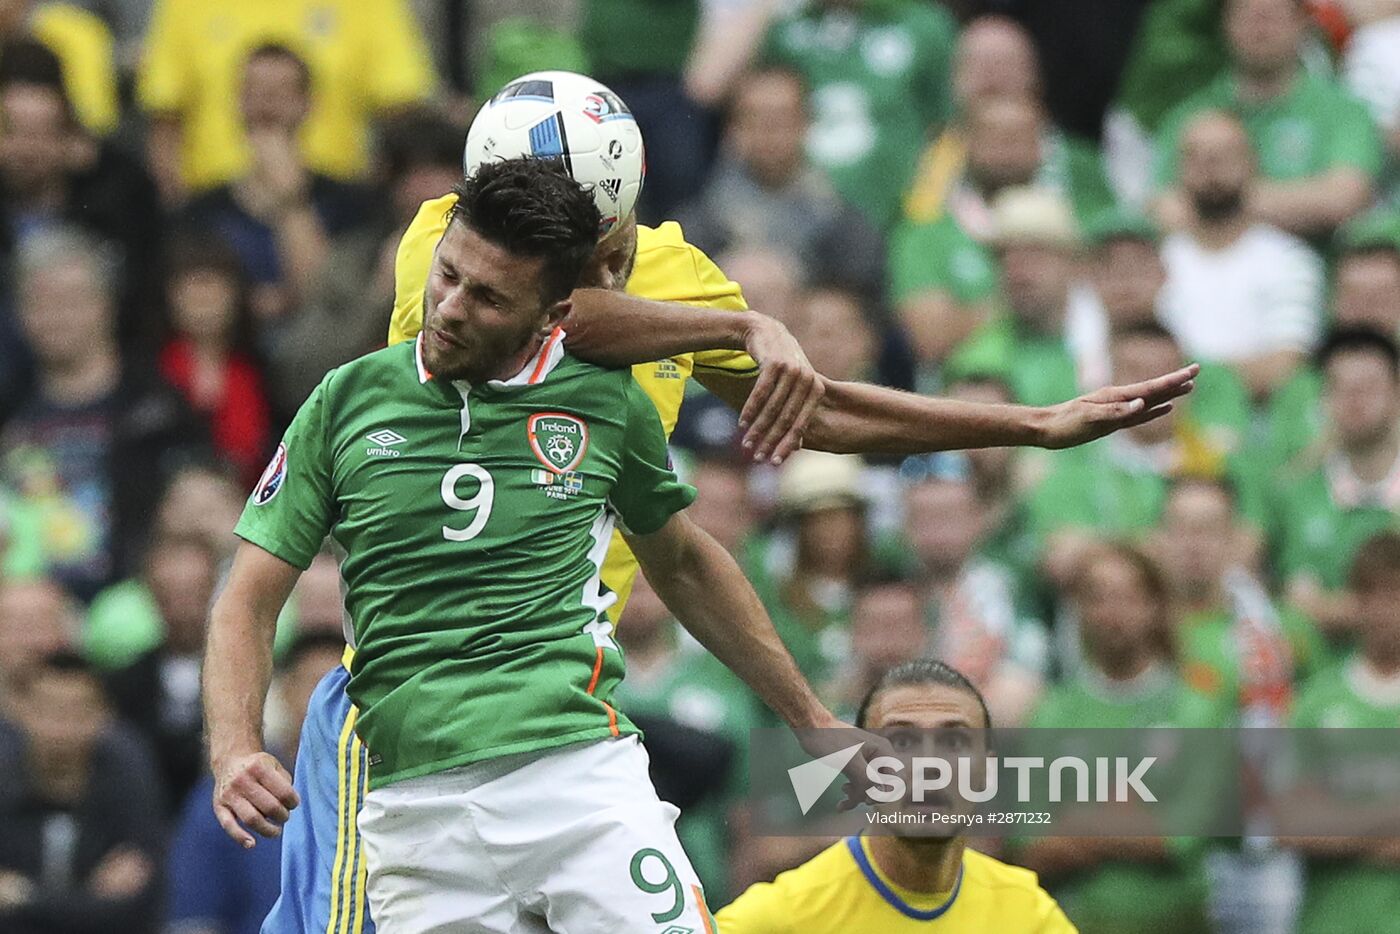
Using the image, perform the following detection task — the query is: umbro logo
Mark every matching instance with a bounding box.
[366,428,407,458]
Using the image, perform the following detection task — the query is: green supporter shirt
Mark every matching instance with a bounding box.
[1154,71,1383,187]
[1025,669,1220,934]
[582,0,697,76]
[1260,367,1324,474]
[1291,659,1400,934]
[944,316,1079,409]
[235,338,696,789]
[1176,600,1326,720]
[889,213,996,306]
[762,0,956,229]
[1269,461,1400,591]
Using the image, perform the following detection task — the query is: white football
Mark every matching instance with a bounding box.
[464,70,646,235]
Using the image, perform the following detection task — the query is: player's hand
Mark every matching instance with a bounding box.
[740,313,825,465]
[1035,364,1199,450]
[212,750,300,848]
[795,715,896,812]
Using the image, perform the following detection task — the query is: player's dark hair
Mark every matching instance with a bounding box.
[447,158,601,304]
[1350,530,1400,593]
[245,42,312,95]
[1317,326,1400,381]
[857,659,992,730]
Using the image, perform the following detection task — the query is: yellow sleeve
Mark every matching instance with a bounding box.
[31,5,120,135]
[135,0,189,115]
[358,0,436,109]
[630,222,759,377]
[388,193,457,345]
[714,881,794,934]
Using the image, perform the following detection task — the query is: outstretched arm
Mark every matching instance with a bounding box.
[204,541,303,848]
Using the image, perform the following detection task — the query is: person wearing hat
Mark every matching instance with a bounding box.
[757,450,873,698]
[944,185,1084,409]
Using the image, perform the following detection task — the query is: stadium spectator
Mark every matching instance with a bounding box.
[950,14,1041,108]
[943,186,1082,407]
[1159,476,1320,715]
[1018,543,1219,933]
[105,530,220,811]
[1154,0,1382,239]
[0,577,76,711]
[289,551,350,637]
[0,0,117,135]
[0,651,165,934]
[0,227,208,601]
[1065,209,1165,391]
[262,109,461,419]
[0,482,44,576]
[787,287,878,384]
[1270,328,1400,640]
[158,238,271,488]
[674,66,885,302]
[0,39,165,355]
[181,44,375,325]
[830,575,929,715]
[759,450,870,693]
[615,572,757,906]
[1156,475,1311,934]
[137,0,435,204]
[1256,213,1400,474]
[152,460,245,559]
[165,630,344,934]
[1158,111,1324,402]
[1028,324,1256,589]
[713,246,804,329]
[580,0,714,222]
[902,453,1046,726]
[757,0,959,229]
[1342,4,1400,209]
[1288,530,1400,934]
[687,453,754,557]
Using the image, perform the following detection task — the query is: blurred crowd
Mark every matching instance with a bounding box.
[2,0,1400,932]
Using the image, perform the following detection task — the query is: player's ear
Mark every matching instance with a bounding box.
[544,299,572,331]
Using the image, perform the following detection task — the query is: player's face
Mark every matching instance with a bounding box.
[865,684,989,840]
[422,221,568,382]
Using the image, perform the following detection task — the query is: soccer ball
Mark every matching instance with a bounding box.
[464,71,646,235]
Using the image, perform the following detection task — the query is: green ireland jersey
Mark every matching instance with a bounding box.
[1291,658,1400,934]
[1269,458,1400,591]
[235,336,696,788]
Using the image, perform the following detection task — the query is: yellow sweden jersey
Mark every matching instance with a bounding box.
[389,195,759,618]
[717,837,1077,934]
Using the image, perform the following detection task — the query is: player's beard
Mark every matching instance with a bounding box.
[421,296,545,384]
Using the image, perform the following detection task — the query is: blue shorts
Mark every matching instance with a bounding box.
[262,663,374,934]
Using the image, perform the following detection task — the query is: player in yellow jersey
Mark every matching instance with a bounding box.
[717,659,1078,933]
[250,71,1191,933]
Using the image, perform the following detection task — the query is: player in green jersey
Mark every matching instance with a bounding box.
[202,159,881,932]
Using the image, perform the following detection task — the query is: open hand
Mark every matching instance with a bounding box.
[1036,364,1199,450]
[212,750,300,848]
[739,314,825,465]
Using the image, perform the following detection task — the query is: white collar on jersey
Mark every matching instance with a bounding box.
[414,327,567,388]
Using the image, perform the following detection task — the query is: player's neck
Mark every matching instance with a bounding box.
[865,834,963,895]
[475,333,546,385]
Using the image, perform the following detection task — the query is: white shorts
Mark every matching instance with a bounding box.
[358,735,717,934]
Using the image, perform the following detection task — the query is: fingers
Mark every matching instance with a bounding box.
[229,796,283,839]
[1093,365,1199,404]
[213,803,256,849]
[738,365,778,431]
[755,374,824,464]
[742,366,799,457]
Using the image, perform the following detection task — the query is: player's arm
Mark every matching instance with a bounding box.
[624,512,829,732]
[204,542,303,848]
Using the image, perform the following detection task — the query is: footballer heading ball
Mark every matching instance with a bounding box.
[464,70,646,235]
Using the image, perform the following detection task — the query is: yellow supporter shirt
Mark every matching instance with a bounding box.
[718,837,1077,934]
[29,3,119,135]
[137,0,434,190]
[389,194,759,618]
